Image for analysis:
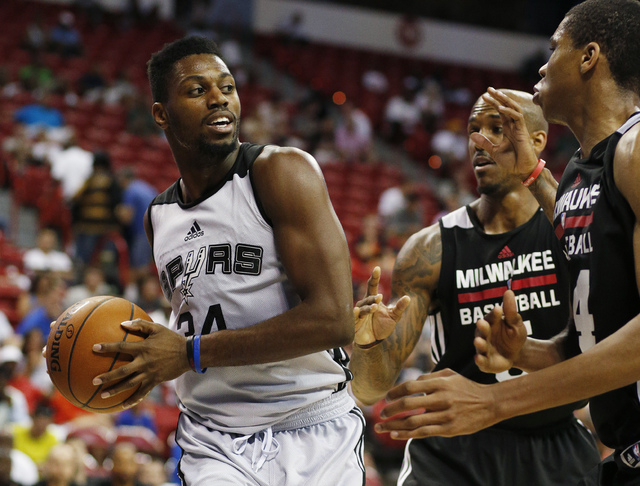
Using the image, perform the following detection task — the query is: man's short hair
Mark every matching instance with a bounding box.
[564,0,640,95]
[147,36,224,103]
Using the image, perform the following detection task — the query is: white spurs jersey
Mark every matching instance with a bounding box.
[147,143,352,434]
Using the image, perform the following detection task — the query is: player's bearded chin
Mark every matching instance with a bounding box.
[198,119,240,158]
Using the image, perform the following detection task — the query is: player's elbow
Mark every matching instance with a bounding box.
[322,305,354,347]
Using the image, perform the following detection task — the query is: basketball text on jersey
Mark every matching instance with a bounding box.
[455,249,561,325]
[553,182,599,256]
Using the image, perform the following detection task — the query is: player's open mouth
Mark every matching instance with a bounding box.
[205,115,234,133]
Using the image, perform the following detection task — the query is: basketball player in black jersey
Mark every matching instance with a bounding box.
[350,89,600,485]
[367,1,640,484]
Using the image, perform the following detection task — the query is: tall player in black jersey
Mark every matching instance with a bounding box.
[87,36,366,485]
[368,1,640,485]
[350,89,600,485]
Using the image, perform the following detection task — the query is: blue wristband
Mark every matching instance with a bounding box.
[193,335,206,374]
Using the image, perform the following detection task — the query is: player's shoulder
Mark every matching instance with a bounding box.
[253,144,320,174]
[397,222,442,265]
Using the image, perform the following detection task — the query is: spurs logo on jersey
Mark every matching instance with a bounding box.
[181,247,206,304]
[159,243,264,303]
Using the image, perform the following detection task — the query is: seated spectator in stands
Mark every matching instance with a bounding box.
[0,428,39,486]
[12,399,60,470]
[385,189,423,247]
[103,71,138,106]
[114,399,157,435]
[49,132,93,201]
[70,151,122,268]
[21,12,47,55]
[382,85,422,145]
[115,168,157,285]
[18,52,56,94]
[34,442,79,486]
[277,11,309,46]
[18,328,52,397]
[430,116,468,166]
[416,77,445,133]
[124,96,160,138]
[13,93,65,134]
[0,346,30,428]
[77,64,107,103]
[23,228,73,280]
[137,457,171,486]
[92,442,143,486]
[0,311,14,346]
[15,272,66,339]
[361,65,389,95]
[334,101,373,163]
[64,266,114,309]
[354,214,386,265]
[377,179,415,226]
[47,11,83,58]
[130,274,164,318]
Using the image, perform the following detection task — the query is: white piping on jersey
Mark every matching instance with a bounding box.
[617,112,640,135]
[441,206,473,229]
[428,313,445,365]
[397,438,414,485]
[232,426,280,473]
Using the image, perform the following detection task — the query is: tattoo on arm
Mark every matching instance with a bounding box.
[386,232,442,364]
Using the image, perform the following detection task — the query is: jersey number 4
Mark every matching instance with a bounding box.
[574,269,596,352]
[177,304,227,337]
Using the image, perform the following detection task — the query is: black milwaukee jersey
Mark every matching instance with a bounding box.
[553,112,640,449]
[432,205,579,430]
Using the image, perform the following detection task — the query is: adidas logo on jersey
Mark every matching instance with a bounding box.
[497,245,514,259]
[184,221,205,241]
[571,173,581,188]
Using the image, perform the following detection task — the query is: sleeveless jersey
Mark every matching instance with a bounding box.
[553,112,640,449]
[147,142,353,435]
[431,205,581,430]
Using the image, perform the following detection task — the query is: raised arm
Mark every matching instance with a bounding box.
[350,225,441,405]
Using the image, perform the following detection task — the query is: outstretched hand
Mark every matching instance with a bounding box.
[92,319,192,409]
[470,87,539,178]
[373,369,498,439]
[474,290,528,373]
[354,266,411,346]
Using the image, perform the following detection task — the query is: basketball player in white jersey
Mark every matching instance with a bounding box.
[90,36,365,485]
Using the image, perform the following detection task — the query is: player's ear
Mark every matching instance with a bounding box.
[530,129,547,155]
[580,41,600,75]
[152,102,169,129]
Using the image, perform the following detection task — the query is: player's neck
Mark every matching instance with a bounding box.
[570,84,638,158]
[472,189,539,235]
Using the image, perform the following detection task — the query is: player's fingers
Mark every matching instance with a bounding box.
[469,132,495,155]
[378,395,426,420]
[365,266,381,297]
[122,388,152,410]
[100,376,145,401]
[355,295,381,308]
[389,295,411,321]
[121,319,154,334]
[501,290,520,324]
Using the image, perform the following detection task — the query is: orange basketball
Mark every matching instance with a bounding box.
[46,295,150,413]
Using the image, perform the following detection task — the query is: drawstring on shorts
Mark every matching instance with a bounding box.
[232,426,281,472]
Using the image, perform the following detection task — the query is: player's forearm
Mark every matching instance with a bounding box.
[527,168,558,223]
[493,314,640,421]
[350,343,404,405]
[198,301,354,367]
[513,335,564,372]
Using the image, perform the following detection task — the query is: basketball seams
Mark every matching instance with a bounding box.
[67,298,143,412]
